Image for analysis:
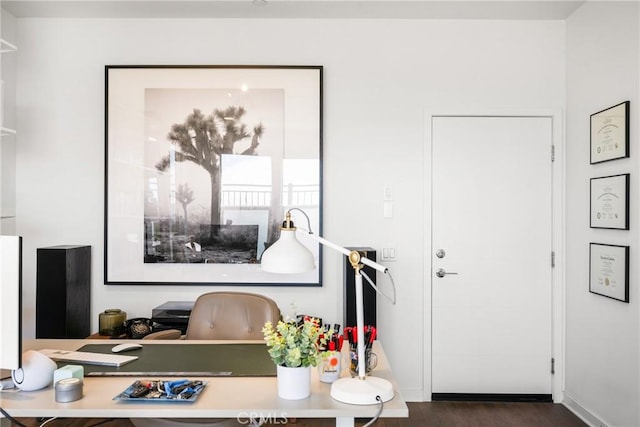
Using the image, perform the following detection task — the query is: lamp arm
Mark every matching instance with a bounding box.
[287,208,388,273]
[296,228,395,379]
[295,223,396,303]
[360,255,388,274]
[362,269,397,305]
[296,227,389,274]
[301,230,351,258]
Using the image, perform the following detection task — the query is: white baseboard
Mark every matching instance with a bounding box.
[563,393,607,427]
[398,387,424,402]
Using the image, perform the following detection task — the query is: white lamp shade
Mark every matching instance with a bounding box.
[261,229,315,274]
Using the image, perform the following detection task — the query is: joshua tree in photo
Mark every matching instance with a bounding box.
[176,183,195,234]
[156,106,264,228]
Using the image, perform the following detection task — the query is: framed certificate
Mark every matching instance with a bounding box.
[590,173,629,230]
[589,243,629,303]
[590,101,629,164]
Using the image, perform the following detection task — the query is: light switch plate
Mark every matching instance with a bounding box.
[383,201,393,218]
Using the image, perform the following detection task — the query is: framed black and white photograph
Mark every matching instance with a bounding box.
[105,65,323,286]
[590,173,629,230]
[590,101,629,164]
[589,243,629,303]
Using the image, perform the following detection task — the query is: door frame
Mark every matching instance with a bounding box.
[422,109,565,403]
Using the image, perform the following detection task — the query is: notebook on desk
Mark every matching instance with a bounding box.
[39,349,138,367]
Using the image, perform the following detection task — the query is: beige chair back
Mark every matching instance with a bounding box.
[185,292,281,340]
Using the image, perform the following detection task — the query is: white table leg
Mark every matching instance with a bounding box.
[336,416,355,427]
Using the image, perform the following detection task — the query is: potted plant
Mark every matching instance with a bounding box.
[262,317,329,399]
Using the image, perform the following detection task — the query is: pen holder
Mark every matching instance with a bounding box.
[318,351,341,383]
[349,348,377,376]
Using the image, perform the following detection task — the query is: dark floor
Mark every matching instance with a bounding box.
[11,401,587,427]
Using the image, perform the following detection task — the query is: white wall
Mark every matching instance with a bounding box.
[13,17,565,399]
[565,2,640,426]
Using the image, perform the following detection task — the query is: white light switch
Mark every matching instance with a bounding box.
[383,201,393,218]
[382,248,397,261]
[383,185,393,201]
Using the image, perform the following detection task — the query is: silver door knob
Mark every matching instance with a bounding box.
[436,268,458,278]
[435,249,446,258]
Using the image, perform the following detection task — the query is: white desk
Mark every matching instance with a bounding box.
[1,339,408,427]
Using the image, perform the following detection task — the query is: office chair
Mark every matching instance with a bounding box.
[184,291,281,339]
[142,328,182,340]
[143,291,281,340]
[130,291,281,427]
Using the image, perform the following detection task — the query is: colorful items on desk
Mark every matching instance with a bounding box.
[344,325,378,376]
[344,325,377,350]
[318,323,344,352]
[318,323,344,383]
[318,343,341,383]
[114,379,207,402]
[318,324,379,377]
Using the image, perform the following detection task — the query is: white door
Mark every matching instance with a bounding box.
[431,116,553,397]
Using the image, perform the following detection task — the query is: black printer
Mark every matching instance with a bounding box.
[151,301,194,334]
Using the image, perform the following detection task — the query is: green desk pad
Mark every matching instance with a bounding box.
[74,343,276,377]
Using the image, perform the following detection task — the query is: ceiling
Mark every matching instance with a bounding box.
[2,0,585,19]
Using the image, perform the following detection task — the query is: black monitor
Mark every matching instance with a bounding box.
[0,236,22,371]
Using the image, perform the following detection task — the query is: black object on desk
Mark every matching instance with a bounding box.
[75,343,276,377]
[151,301,193,334]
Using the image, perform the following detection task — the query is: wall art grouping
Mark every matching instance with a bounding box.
[105,65,323,286]
[588,100,630,303]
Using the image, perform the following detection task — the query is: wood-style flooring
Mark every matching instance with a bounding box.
[10,401,587,427]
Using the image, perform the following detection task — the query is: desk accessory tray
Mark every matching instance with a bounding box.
[113,379,207,402]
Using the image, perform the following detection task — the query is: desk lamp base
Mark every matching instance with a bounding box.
[330,376,394,405]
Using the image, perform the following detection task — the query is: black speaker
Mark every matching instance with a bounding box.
[343,247,376,329]
[36,245,91,338]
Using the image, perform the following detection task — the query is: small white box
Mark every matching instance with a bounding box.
[53,365,84,384]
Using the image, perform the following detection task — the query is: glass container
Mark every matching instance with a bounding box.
[99,309,126,336]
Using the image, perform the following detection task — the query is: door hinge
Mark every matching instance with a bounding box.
[551,358,555,375]
[551,145,555,162]
[551,251,555,268]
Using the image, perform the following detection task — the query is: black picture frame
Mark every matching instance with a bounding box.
[104,65,323,286]
[589,173,630,230]
[589,243,629,303]
[590,101,630,164]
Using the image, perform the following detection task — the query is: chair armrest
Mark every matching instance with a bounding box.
[143,329,182,340]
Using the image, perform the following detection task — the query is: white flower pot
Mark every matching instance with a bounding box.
[277,365,311,399]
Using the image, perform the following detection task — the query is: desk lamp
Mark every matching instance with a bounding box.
[261,209,395,405]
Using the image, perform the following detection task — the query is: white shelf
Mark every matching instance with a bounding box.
[0,38,17,54]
